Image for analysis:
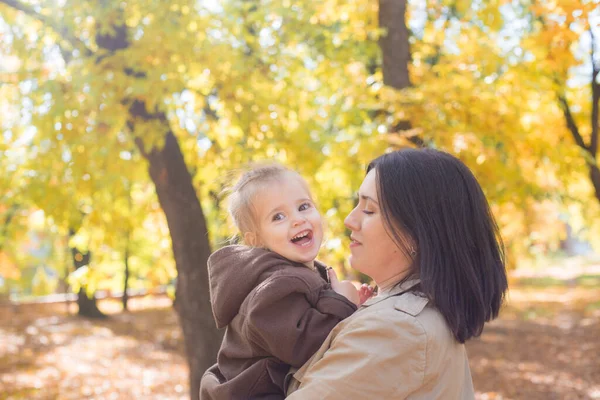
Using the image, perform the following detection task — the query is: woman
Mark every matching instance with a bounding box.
[286,148,508,399]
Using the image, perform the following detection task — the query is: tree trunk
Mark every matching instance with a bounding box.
[378,0,421,147]
[135,125,221,400]
[76,287,106,318]
[122,239,130,311]
[123,184,131,312]
[557,31,600,208]
[378,0,411,90]
[70,242,107,319]
[0,4,220,397]
[591,164,600,204]
[93,15,221,397]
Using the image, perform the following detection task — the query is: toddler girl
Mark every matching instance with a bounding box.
[200,164,361,400]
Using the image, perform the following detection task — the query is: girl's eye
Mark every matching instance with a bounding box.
[299,202,312,211]
[362,210,374,215]
[272,213,285,222]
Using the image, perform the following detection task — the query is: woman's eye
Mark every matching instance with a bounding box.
[362,210,374,215]
[299,202,312,211]
[272,213,285,221]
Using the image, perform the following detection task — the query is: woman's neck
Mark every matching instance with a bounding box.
[375,267,411,292]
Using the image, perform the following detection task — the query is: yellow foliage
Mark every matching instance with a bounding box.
[0,252,20,280]
[1,0,600,287]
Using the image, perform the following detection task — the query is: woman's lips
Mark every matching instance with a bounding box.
[349,237,362,248]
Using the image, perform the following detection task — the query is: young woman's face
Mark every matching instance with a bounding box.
[251,176,323,265]
[344,169,411,282]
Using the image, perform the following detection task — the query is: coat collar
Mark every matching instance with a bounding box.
[360,278,423,309]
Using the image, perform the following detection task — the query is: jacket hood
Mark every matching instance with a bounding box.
[208,245,308,328]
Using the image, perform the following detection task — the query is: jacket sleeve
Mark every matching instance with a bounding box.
[245,274,357,368]
[285,311,427,399]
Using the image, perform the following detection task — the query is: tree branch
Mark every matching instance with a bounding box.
[0,0,93,62]
[128,99,167,159]
[590,29,599,158]
[557,93,589,152]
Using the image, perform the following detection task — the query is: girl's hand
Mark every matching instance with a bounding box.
[358,284,375,305]
[328,268,359,306]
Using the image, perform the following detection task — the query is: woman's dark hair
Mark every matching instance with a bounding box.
[367,148,508,343]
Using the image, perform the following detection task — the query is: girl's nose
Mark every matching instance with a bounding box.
[292,216,306,227]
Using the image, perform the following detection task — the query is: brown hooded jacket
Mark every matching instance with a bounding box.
[199,245,357,400]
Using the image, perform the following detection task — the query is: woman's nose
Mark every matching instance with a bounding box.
[344,207,359,231]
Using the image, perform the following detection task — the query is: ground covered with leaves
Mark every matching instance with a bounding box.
[1,283,599,400]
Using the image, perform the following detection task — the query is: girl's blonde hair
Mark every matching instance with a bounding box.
[227,163,312,239]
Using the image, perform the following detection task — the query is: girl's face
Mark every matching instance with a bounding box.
[249,176,323,266]
[344,169,411,284]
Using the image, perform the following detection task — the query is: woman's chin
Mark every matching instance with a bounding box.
[348,255,361,271]
[348,257,370,278]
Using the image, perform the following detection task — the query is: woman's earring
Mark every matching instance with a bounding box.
[410,248,417,258]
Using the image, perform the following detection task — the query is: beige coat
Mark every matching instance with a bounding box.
[286,279,475,399]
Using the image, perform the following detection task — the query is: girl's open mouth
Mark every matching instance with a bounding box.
[290,230,313,246]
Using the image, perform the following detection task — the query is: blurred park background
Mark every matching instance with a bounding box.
[1,0,599,399]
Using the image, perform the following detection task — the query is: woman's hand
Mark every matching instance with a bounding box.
[328,268,359,306]
[358,284,375,305]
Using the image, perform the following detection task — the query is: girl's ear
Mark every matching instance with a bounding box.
[244,232,262,247]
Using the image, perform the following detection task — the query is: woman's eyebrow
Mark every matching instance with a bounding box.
[358,193,379,205]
